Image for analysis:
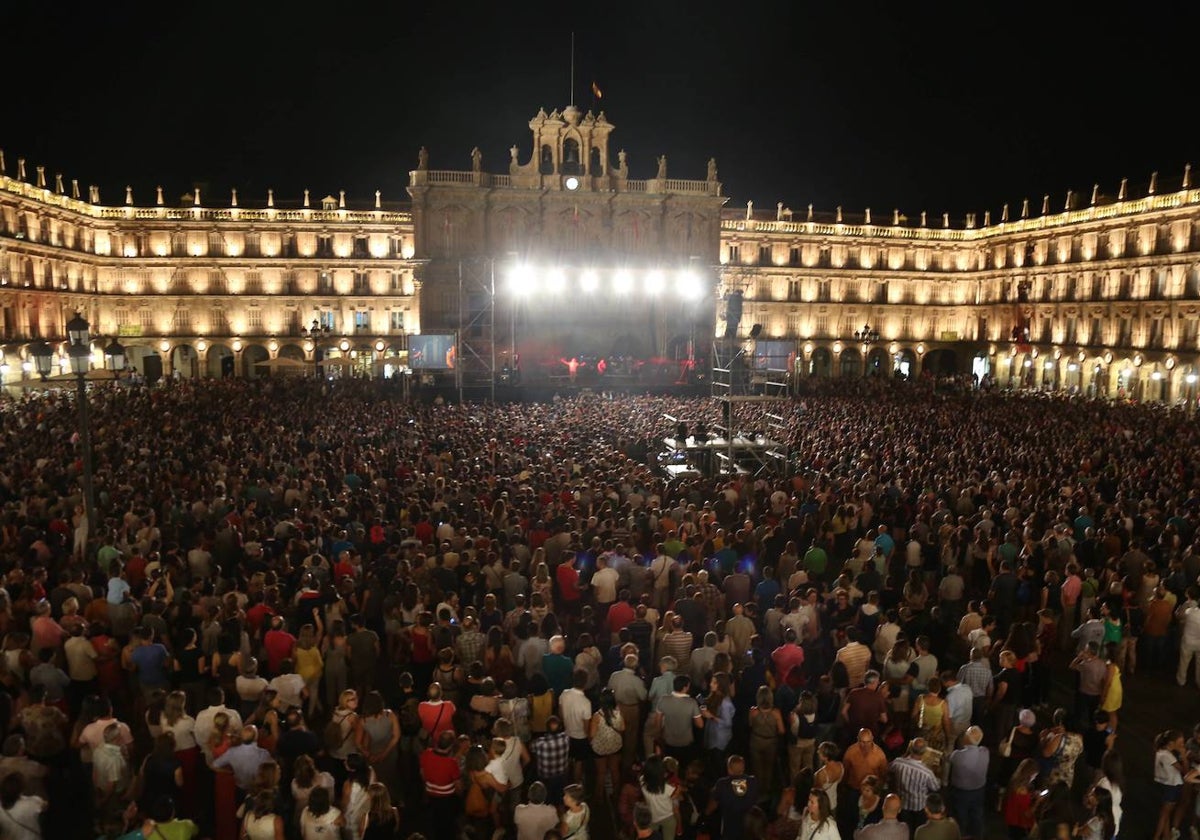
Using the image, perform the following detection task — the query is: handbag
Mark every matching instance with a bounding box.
[999,726,1016,758]
[465,777,491,818]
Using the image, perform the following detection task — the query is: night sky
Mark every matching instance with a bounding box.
[4,4,1196,221]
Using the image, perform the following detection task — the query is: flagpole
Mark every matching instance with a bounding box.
[570,32,575,106]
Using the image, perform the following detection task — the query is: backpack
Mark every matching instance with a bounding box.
[398,698,422,736]
[323,713,352,753]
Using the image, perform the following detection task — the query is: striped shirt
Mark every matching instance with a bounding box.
[836,642,872,688]
[890,755,940,811]
[661,631,694,672]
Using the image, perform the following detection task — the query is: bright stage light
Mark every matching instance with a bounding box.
[676,270,703,299]
[613,270,634,294]
[580,270,600,293]
[645,270,665,295]
[508,264,536,295]
[545,268,567,294]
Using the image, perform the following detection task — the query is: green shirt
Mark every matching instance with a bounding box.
[802,546,827,576]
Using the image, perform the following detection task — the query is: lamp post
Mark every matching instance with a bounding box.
[104,336,126,377]
[854,323,880,377]
[27,340,53,381]
[66,312,96,551]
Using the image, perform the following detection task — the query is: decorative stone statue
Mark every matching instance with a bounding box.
[746,200,753,220]
[509,145,519,174]
[471,147,482,173]
[617,149,628,178]
[707,157,718,182]
[777,201,783,221]
[656,155,667,180]
[417,147,429,170]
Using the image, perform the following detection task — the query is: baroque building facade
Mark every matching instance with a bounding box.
[1,110,1197,401]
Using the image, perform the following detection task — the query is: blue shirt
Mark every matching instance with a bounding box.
[107,577,131,605]
[130,643,170,687]
[212,742,271,789]
[755,578,781,612]
[874,533,896,560]
[704,696,734,750]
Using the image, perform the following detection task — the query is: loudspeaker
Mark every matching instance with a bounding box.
[724,291,744,338]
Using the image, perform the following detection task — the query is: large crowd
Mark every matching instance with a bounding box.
[0,374,1198,840]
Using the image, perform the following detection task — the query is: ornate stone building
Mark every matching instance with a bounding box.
[1,112,1197,401]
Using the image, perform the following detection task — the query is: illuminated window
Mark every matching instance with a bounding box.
[355,311,370,332]
[248,308,263,329]
[788,280,800,300]
[758,245,771,264]
[728,245,741,264]
[390,311,405,331]
[139,309,154,328]
[115,309,130,327]
[319,311,335,331]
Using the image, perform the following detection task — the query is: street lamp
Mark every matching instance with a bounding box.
[854,323,880,376]
[65,311,96,552]
[104,336,126,374]
[27,340,53,381]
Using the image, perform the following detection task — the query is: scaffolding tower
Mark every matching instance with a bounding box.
[456,258,497,401]
[708,337,792,476]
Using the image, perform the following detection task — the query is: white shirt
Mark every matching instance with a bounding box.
[1178,602,1200,647]
[591,567,619,604]
[195,705,243,763]
[650,554,673,590]
[515,803,559,840]
[559,688,593,739]
[0,795,46,840]
[165,715,198,751]
[1095,777,1122,836]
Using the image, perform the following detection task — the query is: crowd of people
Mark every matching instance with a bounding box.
[0,375,1199,840]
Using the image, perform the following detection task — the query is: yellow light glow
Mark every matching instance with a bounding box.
[832,341,843,354]
[374,340,385,352]
[268,339,279,353]
[232,339,243,352]
[339,339,350,352]
[196,340,207,353]
[159,340,170,353]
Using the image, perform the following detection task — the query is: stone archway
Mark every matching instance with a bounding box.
[279,343,306,361]
[839,348,861,378]
[865,348,889,377]
[810,347,832,377]
[923,348,960,376]
[171,344,198,379]
[207,343,235,378]
[897,349,918,380]
[243,344,269,378]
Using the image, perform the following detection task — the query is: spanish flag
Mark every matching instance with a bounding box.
[591,81,603,100]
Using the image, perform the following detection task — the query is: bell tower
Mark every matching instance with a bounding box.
[510,105,616,187]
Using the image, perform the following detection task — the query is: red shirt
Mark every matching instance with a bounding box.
[556,563,581,602]
[414,521,434,546]
[606,601,636,634]
[419,748,461,797]
[771,643,805,682]
[262,629,296,675]
[125,555,147,589]
[333,560,355,582]
[245,603,276,635]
